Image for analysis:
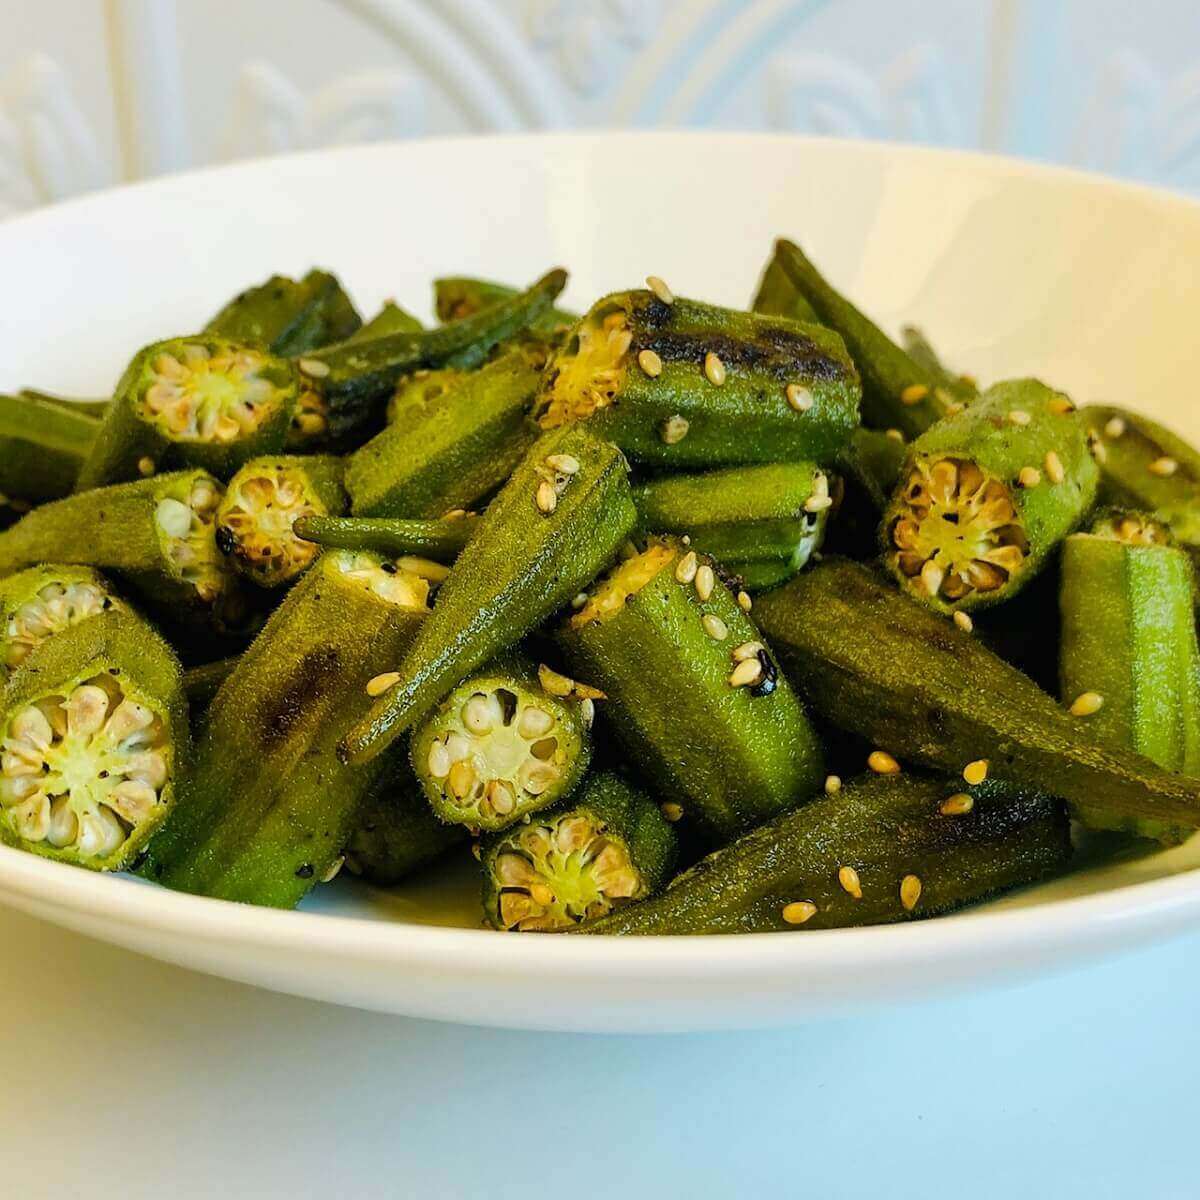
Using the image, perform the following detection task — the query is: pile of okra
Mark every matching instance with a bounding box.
[3,240,1199,936]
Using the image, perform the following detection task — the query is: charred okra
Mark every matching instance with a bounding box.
[558,538,825,841]
[294,514,478,562]
[0,390,100,510]
[754,557,1200,832]
[533,289,861,467]
[633,463,830,589]
[770,239,973,437]
[482,772,677,931]
[882,380,1098,613]
[214,455,347,588]
[411,654,592,831]
[341,425,636,764]
[581,774,1069,935]
[434,276,576,335]
[149,550,431,906]
[0,610,188,870]
[1060,515,1200,842]
[751,244,820,323]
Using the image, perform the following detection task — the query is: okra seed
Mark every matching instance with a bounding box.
[940,793,975,816]
[886,429,906,443]
[1069,691,1104,717]
[702,613,729,641]
[737,591,752,612]
[868,750,901,775]
[298,358,330,379]
[637,349,663,378]
[137,456,156,478]
[838,866,863,899]
[786,383,814,412]
[579,698,595,728]
[953,611,974,632]
[704,352,726,386]
[1149,456,1178,477]
[443,508,468,520]
[694,564,715,601]
[661,802,684,823]
[1044,450,1065,484]
[733,641,763,662]
[805,494,833,513]
[782,901,818,925]
[1008,409,1031,426]
[675,551,699,584]
[661,414,689,444]
[488,781,516,816]
[962,759,988,785]
[728,658,763,688]
[1104,416,1126,439]
[464,694,498,734]
[444,733,471,762]
[517,706,554,738]
[155,498,194,539]
[427,741,451,780]
[535,480,558,514]
[448,760,477,800]
[920,559,944,597]
[900,384,929,406]
[824,774,842,795]
[366,672,401,698]
[1017,466,1041,488]
[545,453,580,475]
[900,874,923,911]
[645,275,674,304]
[1087,432,1108,463]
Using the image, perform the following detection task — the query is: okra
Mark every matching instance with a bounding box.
[882,380,1099,613]
[350,301,423,341]
[214,455,347,588]
[182,656,237,716]
[385,366,469,425]
[771,239,973,436]
[0,609,188,871]
[557,537,825,841]
[1060,517,1200,842]
[824,427,908,559]
[581,774,1069,935]
[18,388,111,419]
[901,324,977,398]
[434,276,576,335]
[149,550,431,906]
[341,425,636,764]
[0,390,101,508]
[751,244,820,323]
[347,349,541,518]
[294,514,478,561]
[753,557,1200,831]
[411,654,591,832]
[633,463,830,588]
[533,289,861,467]
[482,771,677,931]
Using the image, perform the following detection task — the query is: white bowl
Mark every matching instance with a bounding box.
[3,133,1200,1033]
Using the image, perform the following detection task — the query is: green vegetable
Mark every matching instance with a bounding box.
[882,380,1099,613]
[294,514,478,561]
[182,656,237,716]
[482,771,677,931]
[341,425,637,764]
[900,324,977,397]
[533,289,861,466]
[558,538,825,841]
[825,427,908,559]
[349,301,423,341]
[753,557,1200,832]
[751,244,819,323]
[434,275,576,335]
[0,391,101,510]
[580,774,1069,935]
[18,388,111,419]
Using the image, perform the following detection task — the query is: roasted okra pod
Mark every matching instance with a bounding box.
[581,774,1070,935]
[824,426,908,559]
[411,654,592,832]
[533,289,861,467]
[482,772,677,932]
[294,514,478,562]
[341,425,636,764]
[754,557,1200,833]
[350,301,423,341]
[900,325,977,399]
[751,244,820,323]
[0,610,188,871]
[434,276,576,335]
[0,390,100,512]
[558,537,825,841]
[882,379,1099,613]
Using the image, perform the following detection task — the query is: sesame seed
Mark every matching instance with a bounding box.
[944,401,965,416]
[1017,466,1041,488]
[298,358,330,379]
[782,901,817,925]
[1044,450,1065,484]
[681,534,691,545]
[1008,409,1031,426]
[1070,691,1104,717]
[443,508,468,520]
[661,801,684,823]
[471,841,482,861]
[729,658,763,688]
[732,640,764,662]
[940,793,975,816]
[1048,396,1076,415]
[962,759,988,785]
[737,590,752,612]
[1149,457,1178,477]
[1087,432,1108,463]
[838,866,863,899]
[675,551,698,584]
[1104,416,1126,438]
[920,559,944,597]
[824,774,842,795]
[694,564,715,601]
[546,453,580,475]
[661,414,689,444]
[868,750,901,775]
[805,494,833,513]
[579,698,595,728]
[646,275,674,304]
[900,874,922,911]
[900,384,929,405]
[637,348,663,378]
[366,672,401,698]
[137,456,156,477]
[571,592,588,609]
[704,352,726,386]
[702,613,728,641]
[886,428,905,443]
[786,383,814,412]
[535,480,558,514]
[953,610,973,632]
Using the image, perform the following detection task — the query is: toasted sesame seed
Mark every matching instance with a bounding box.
[886,428,905,443]
[1104,416,1126,438]
[824,774,842,795]
[646,275,674,304]
[579,698,595,728]
[1149,457,1178,477]
[900,384,929,405]
[737,590,752,612]
[694,564,715,601]
[661,801,684,823]
[732,640,764,662]
[571,592,588,609]
[962,759,988,785]
[782,900,818,925]
[471,841,482,861]
[546,453,580,475]
[805,494,833,513]
[1008,409,1031,426]
[535,480,558,514]
[298,358,330,378]
[1048,395,1076,415]
[900,874,922,911]
[786,383,814,412]
[637,348,663,378]
[940,793,975,816]
[137,456,156,478]
[704,352,726,386]
[1070,691,1104,716]
[675,551,698,584]
[661,414,689,444]
[838,866,863,899]
[443,508,468,520]
[728,658,763,688]
[1017,466,1042,488]
[920,559,944,597]
[868,750,901,775]
[953,610,973,632]
[681,534,691,545]
[1087,431,1108,463]
[702,613,729,641]
[366,672,401,698]
[1044,450,1065,484]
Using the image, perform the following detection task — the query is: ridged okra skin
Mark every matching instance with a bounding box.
[0,610,189,871]
[558,538,825,841]
[385,366,469,425]
[533,289,861,467]
[771,239,973,437]
[751,245,820,323]
[434,276,577,335]
[824,427,908,559]
[148,550,432,907]
[882,380,1098,613]
[411,654,592,832]
[580,775,1070,935]
[294,514,478,562]
[1060,526,1200,843]
[900,325,978,399]
[633,462,830,588]
[754,557,1200,832]
[482,772,678,932]
[215,455,347,588]
[346,349,541,518]
[0,391,100,510]
[341,425,637,764]
[76,336,301,489]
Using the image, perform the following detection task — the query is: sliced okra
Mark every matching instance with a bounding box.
[771,239,974,436]
[148,549,432,906]
[633,462,830,588]
[533,289,861,466]
[580,774,1069,935]
[0,390,101,509]
[1060,518,1200,842]
[557,537,825,841]
[434,276,577,335]
[482,772,677,932]
[340,425,636,764]
[751,243,820,323]
[411,654,591,832]
[753,557,1200,832]
[294,514,479,562]
[214,455,347,588]
[0,610,188,871]
[882,379,1099,613]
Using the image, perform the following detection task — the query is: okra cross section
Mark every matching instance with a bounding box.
[411,654,591,832]
[882,379,1099,613]
[482,772,678,932]
[533,289,861,467]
